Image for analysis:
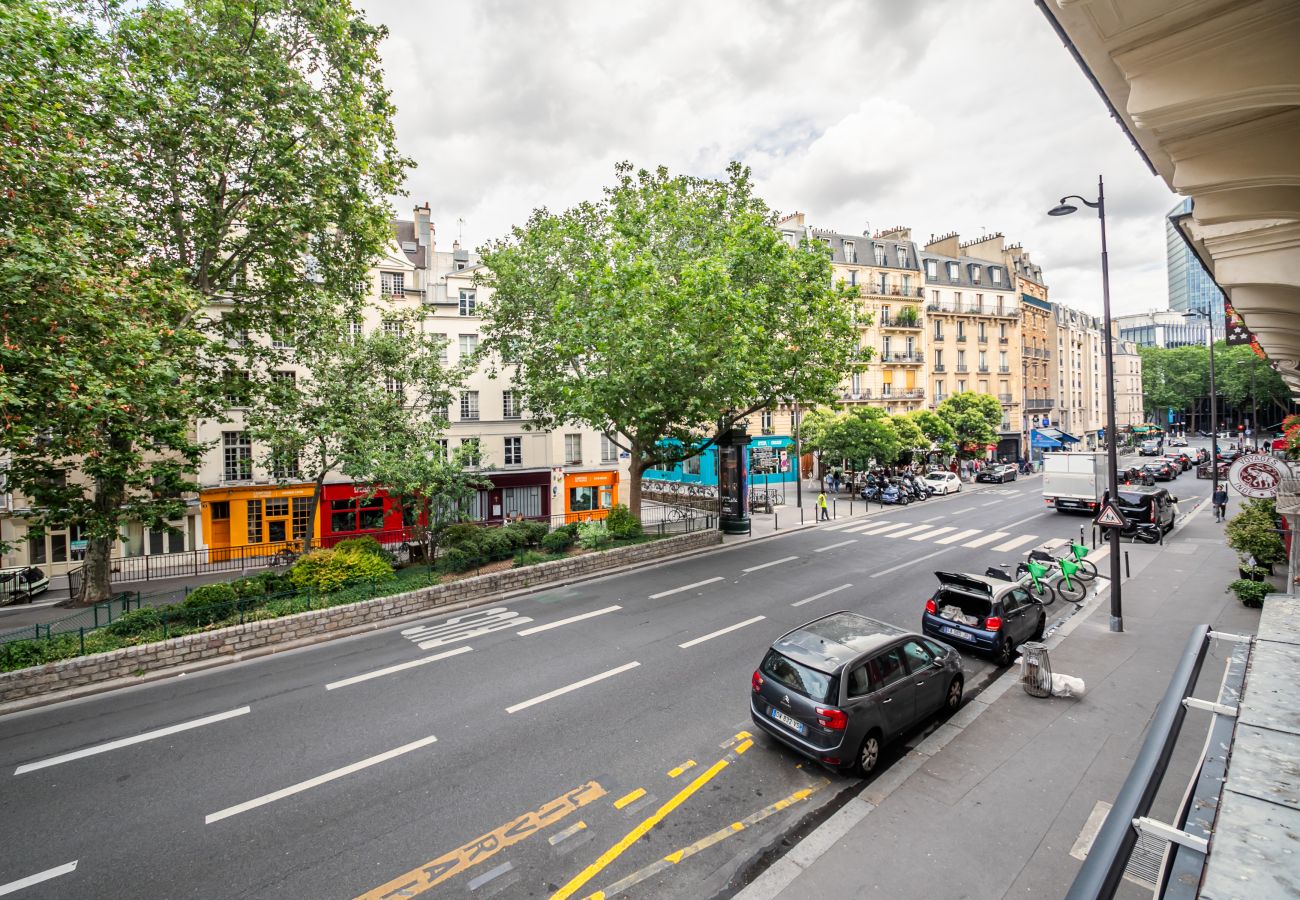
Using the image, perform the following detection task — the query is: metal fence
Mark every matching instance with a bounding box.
[0,591,144,648]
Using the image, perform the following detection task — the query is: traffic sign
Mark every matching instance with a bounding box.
[1094,503,1128,529]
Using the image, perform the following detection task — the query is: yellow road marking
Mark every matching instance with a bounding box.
[612,788,645,810]
[735,739,753,755]
[667,760,696,778]
[356,781,605,899]
[719,730,752,750]
[552,759,730,900]
[586,780,829,899]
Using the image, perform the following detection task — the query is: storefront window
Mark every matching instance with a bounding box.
[29,536,46,565]
[247,499,263,544]
[265,498,289,517]
[291,498,310,539]
[329,496,386,533]
[569,486,597,512]
[503,486,541,519]
[330,498,357,533]
[51,533,67,563]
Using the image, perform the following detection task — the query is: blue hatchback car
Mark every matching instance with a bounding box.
[921,572,1046,666]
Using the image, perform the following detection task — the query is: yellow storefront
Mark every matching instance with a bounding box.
[562,471,618,523]
[200,484,318,557]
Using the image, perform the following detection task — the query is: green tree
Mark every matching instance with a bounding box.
[0,0,406,601]
[1213,343,1293,427]
[245,318,465,550]
[479,162,860,514]
[1139,344,1208,427]
[890,414,925,453]
[802,408,901,473]
[904,409,957,456]
[936,392,1002,458]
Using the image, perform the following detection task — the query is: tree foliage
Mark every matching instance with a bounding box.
[936,392,1002,458]
[801,407,901,471]
[1139,342,1292,429]
[478,162,860,513]
[904,409,957,455]
[0,0,406,601]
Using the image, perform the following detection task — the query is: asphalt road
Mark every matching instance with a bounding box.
[0,455,1212,900]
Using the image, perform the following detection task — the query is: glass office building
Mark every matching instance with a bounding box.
[1166,198,1225,338]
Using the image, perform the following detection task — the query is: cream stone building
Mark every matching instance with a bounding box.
[921,232,1025,459]
[1048,303,1105,449]
[1112,335,1145,429]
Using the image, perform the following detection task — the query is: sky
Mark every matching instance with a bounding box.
[357,0,1179,318]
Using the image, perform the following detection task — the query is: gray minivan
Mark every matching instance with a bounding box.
[750,612,964,776]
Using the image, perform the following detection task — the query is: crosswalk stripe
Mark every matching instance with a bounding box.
[887,524,937,538]
[819,519,861,531]
[859,521,912,535]
[910,526,956,542]
[991,534,1037,553]
[935,528,980,545]
[839,522,881,534]
[963,531,1010,548]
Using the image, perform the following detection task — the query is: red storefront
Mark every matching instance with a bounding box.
[318,483,409,545]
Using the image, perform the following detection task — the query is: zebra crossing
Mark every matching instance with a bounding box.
[817,515,1044,553]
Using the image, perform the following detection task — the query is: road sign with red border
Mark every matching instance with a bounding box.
[1094,503,1128,528]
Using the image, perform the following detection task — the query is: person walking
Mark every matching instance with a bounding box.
[1212,486,1229,523]
[817,490,829,521]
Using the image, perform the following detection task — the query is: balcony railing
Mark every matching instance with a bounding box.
[926,301,1021,317]
[977,365,990,373]
[998,365,1011,373]
[881,318,923,330]
[999,337,1009,344]
[895,388,925,399]
[997,393,1015,404]
[1026,397,1056,410]
[882,351,924,364]
[955,364,969,372]
[933,364,946,373]
[955,335,967,342]
[1042,349,1053,360]
[977,335,988,344]
[865,285,925,299]
[840,390,873,401]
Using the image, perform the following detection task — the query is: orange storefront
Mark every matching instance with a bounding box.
[562,470,618,523]
[200,484,317,557]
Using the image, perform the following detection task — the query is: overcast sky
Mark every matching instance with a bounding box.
[358,0,1178,318]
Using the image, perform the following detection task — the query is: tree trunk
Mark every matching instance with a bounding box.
[302,471,329,552]
[627,444,648,519]
[78,536,115,605]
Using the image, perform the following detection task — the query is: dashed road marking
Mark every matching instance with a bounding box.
[813,539,857,553]
[517,605,621,636]
[871,547,951,578]
[719,731,752,750]
[667,760,697,778]
[326,647,472,691]
[679,616,766,649]
[792,583,853,607]
[613,789,646,810]
[742,556,798,573]
[549,821,588,846]
[0,861,78,897]
[649,577,723,600]
[506,663,640,715]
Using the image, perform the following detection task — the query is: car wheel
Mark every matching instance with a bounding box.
[994,636,1015,667]
[853,730,883,777]
[1034,615,1046,641]
[943,676,964,715]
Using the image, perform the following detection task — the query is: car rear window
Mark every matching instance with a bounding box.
[932,589,992,627]
[760,649,837,703]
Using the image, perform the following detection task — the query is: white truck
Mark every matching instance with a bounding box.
[1042,452,1111,513]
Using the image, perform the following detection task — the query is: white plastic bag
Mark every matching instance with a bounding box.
[1051,673,1087,698]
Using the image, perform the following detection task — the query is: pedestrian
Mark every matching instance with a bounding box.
[1212,485,1229,522]
[817,490,829,521]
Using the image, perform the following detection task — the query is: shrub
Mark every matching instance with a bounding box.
[562,522,582,538]
[503,520,548,548]
[289,548,393,594]
[437,547,477,573]
[477,528,516,561]
[439,524,481,550]
[541,529,573,553]
[605,504,642,540]
[258,570,294,595]
[513,550,551,568]
[105,607,162,637]
[334,535,396,565]
[1226,499,1284,566]
[230,576,267,598]
[577,520,610,550]
[182,582,238,626]
[1226,578,1270,608]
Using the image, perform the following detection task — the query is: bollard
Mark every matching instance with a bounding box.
[801,508,805,526]
[1080,526,1085,547]
[833,499,838,520]
[1124,551,1131,579]
[79,627,85,656]
[850,498,854,516]
[775,511,779,531]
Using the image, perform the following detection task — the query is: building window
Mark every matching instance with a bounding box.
[601,433,619,463]
[760,409,774,432]
[459,391,479,420]
[348,319,363,343]
[330,495,384,534]
[564,433,583,466]
[947,262,959,279]
[383,317,403,337]
[901,274,911,294]
[28,536,46,565]
[878,273,888,294]
[504,436,522,466]
[223,370,251,407]
[881,305,891,325]
[292,498,310,539]
[247,499,263,544]
[222,432,252,481]
[503,485,541,519]
[271,449,300,480]
[461,438,481,467]
[991,268,1002,284]
[934,349,943,368]
[843,241,856,263]
[875,245,887,266]
[933,320,943,339]
[503,390,521,418]
[433,333,448,362]
[384,377,404,396]
[458,289,477,316]
[434,439,448,459]
[926,260,937,277]
[977,322,986,341]
[957,379,966,392]
[956,321,965,339]
[380,271,404,296]
[954,291,962,306]
[970,266,981,284]
[271,326,294,350]
[458,333,479,357]
[848,269,857,287]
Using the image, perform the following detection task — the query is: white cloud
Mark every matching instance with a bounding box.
[359,0,1178,316]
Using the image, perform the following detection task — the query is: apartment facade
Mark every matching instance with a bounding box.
[921,232,1024,459]
[1113,336,1145,429]
[1049,303,1104,449]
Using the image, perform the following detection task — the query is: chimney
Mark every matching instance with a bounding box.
[876,225,911,241]
[413,203,432,269]
[924,232,961,257]
[960,232,1005,263]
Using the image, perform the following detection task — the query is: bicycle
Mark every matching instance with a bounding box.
[1044,557,1087,604]
[1029,542,1098,583]
[986,560,1057,605]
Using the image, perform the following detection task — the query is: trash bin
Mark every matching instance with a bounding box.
[1019,641,1052,698]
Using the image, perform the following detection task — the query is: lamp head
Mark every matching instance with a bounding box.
[1047,202,1077,217]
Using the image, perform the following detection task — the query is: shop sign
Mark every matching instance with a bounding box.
[1229,453,1287,499]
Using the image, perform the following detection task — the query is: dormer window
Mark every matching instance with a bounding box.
[992,268,1002,285]
[970,266,981,284]
[843,241,856,263]
[896,248,908,267]
[926,260,938,278]
[947,262,959,280]
[875,245,887,266]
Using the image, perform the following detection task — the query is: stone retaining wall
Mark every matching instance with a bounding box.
[0,530,722,706]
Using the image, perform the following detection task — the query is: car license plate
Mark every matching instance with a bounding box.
[941,625,973,642]
[770,708,807,735]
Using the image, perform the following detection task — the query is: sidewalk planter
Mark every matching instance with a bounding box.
[0,530,721,707]
[1226,578,1270,608]
[1225,499,1285,580]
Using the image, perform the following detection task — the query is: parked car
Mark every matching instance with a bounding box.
[1173,452,1192,471]
[1169,436,1188,447]
[1144,462,1175,481]
[1122,465,1155,486]
[0,566,49,605]
[1105,486,1178,538]
[1156,456,1186,475]
[1197,460,1230,480]
[922,571,1047,666]
[976,463,1018,484]
[923,470,962,495]
[750,611,964,776]
[1217,448,1243,463]
[1139,439,1162,456]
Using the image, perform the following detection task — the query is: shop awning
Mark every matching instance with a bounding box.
[1036,427,1080,444]
[1031,430,1064,450]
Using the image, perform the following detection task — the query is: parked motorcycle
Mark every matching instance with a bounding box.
[880,481,910,505]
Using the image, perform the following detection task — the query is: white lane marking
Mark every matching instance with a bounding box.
[742,556,798,573]
[792,584,854,607]
[205,735,438,824]
[884,524,933,538]
[649,577,724,599]
[15,707,250,775]
[517,605,622,636]
[325,647,472,691]
[0,861,78,896]
[910,526,956,542]
[858,521,912,535]
[679,616,767,649]
[991,534,1037,553]
[818,519,861,531]
[936,528,981,545]
[963,531,1010,548]
[871,547,951,578]
[814,540,857,553]
[980,499,1002,507]
[505,662,641,714]
[921,514,946,523]
[402,607,533,651]
[952,507,977,514]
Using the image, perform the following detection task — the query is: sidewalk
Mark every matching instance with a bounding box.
[740,494,1262,900]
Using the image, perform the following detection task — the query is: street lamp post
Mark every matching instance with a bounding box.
[1049,176,1124,633]
[1184,309,1218,498]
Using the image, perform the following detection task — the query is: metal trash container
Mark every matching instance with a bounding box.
[1019,641,1052,698]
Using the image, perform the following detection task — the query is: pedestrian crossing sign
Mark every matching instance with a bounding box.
[1094,503,1127,528]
